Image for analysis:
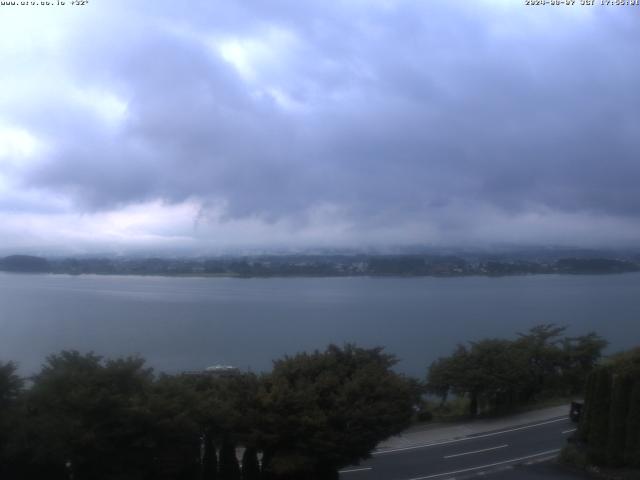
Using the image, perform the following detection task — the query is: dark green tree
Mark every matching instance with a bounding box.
[187,372,262,447]
[427,340,529,416]
[515,324,567,400]
[578,370,596,442]
[577,346,640,468]
[147,374,202,480]
[467,339,529,414]
[0,361,21,408]
[619,349,640,467]
[218,439,241,480]
[429,325,607,417]
[201,432,218,480]
[624,381,640,467]
[426,346,465,405]
[17,351,160,479]
[586,367,613,464]
[0,362,23,476]
[562,332,608,395]
[606,374,634,466]
[258,344,418,479]
[241,447,260,480]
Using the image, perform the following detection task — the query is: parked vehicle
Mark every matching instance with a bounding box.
[569,401,583,423]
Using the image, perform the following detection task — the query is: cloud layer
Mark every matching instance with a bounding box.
[1,0,640,253]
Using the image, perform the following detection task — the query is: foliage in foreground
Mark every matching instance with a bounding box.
[0,345,417,480]
[577,347,640,469]
[259,345,418,478]
[0,325,611,478]
[426,324,607,416]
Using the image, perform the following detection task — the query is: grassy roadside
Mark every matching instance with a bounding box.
[559,445,640,480]
[413,396,575,426]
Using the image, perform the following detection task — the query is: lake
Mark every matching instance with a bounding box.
[1,272,639,378]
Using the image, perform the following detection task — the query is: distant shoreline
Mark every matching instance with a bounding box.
[2,270,639,280]
[1,253,639,278]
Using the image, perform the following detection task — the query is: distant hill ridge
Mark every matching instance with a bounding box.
[0,255,50,273]
[0,254,638,277]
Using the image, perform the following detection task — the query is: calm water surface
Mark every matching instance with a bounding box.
[1,272,639,377]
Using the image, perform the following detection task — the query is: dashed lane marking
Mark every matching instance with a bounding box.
[373,417,569,455]
[339,467,372,474]
[443,444,508,459]
[403,449,561,480]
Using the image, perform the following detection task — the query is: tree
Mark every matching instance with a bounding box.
[427,340,529,416]
[515,324,567,400]
[258,344,418,479]
[606,374,634,466]
[428,325,608,418]
[0,362,23,476]
[618,348,640,468]
[466,339,530,414]
[0,361,22,408]
[585,367,613,464]
[218,439,241,480]
[183,371,263,480]
[189,372,262,446]
[562,332,608,395]
[426,346,466,405]
[16,351,160,479]
[201,432,218,479]
[146,374,202,480]
[578,370,596,442]
[241,447,261,480]
[624,381,640,467]
[577,347,640,468]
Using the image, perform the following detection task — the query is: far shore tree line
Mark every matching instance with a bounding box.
[1,253,639,278]
[0,324,620,479]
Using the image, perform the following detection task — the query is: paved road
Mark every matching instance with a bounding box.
[340,416,577,480]
[483,461,588,479]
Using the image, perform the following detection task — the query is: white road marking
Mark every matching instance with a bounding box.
[562,428,577,434]
[443,444,508,459]
[373,417,568,455]
[404,449,561,480]
[339,467,372,474]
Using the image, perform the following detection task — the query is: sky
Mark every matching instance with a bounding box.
[1,0,639,255]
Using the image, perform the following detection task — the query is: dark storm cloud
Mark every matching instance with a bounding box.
[6,0,640,245]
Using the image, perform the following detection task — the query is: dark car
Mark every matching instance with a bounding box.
[569,401,583,423]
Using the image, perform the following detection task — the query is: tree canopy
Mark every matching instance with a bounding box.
[0,345,417,480]
[258,344,418,478]
[0,362,23,477]
[577,347,640,468]
[427,325,607,416]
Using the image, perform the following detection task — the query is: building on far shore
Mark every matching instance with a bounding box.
[183,364,241,377]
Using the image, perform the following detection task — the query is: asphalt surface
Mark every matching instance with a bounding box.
[483,461,589,480]
[339,416,578,480]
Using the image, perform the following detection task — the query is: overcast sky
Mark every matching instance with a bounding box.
[1,0,639,254]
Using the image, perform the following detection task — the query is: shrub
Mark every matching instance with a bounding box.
[559,445,588,470]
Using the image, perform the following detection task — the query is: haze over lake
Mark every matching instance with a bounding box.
[2,272,639,377]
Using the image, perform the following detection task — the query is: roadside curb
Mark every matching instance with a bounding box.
[373,414,570,455]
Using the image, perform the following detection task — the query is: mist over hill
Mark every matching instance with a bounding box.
[2,248,639,277]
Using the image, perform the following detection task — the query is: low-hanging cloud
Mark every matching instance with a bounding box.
[1,0,640,252]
